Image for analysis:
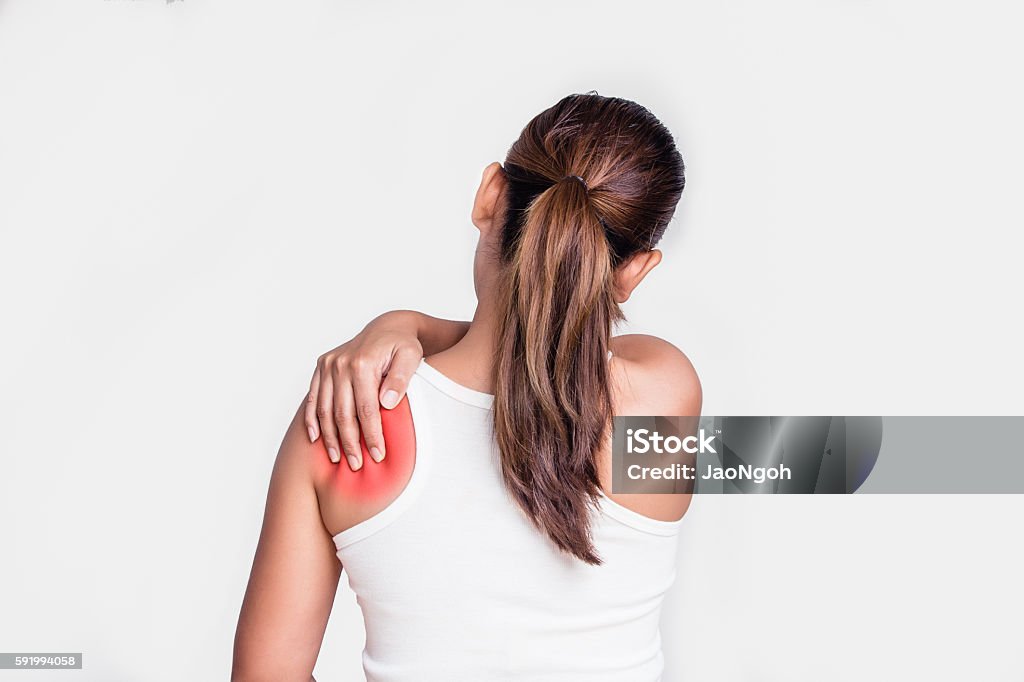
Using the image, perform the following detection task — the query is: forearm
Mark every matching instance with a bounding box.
[371,310,469,355]
[414,312,470,355]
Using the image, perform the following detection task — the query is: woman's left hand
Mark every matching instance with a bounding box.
[305,312,427,471]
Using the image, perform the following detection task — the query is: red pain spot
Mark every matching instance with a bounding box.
[323,396,416,503]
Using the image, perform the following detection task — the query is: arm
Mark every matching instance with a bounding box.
[305,311,468,471]
[233,407,342,682]
[406,310,471,356]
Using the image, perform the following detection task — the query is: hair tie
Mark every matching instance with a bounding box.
[561,175,589,192]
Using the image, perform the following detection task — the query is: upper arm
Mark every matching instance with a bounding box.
[233,406,342,682]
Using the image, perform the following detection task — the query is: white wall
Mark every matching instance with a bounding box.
[1,1,1022,680]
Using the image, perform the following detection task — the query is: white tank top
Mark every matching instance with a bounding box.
[333,360,683,682]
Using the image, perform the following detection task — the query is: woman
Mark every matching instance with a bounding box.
[233,93,701,681]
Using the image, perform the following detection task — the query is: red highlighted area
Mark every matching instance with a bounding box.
[312,396,417,504]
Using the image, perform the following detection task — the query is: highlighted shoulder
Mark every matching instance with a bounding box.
[291,397,417,537]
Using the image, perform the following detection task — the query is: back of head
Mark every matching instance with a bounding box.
[493,93,685,564]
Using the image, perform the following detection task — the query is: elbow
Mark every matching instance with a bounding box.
[232,665,314,682]
[232,650,315,682]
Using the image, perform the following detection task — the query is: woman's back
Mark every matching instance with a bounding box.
[233,94,697,682]
[328,359,685,682]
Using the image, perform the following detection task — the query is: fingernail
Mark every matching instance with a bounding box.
[327,447,340,464]
[308,426,318,442]
[381,390,400,410]
[369,446,384,463]
[347,453,363,471]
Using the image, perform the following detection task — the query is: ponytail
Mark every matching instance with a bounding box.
[494,175,621,565]
[493,93,685,564]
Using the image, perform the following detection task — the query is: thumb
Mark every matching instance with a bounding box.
[379,345,421,409]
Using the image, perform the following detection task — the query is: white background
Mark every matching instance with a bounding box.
[2,1,1023,680]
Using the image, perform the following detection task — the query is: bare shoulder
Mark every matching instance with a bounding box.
[609,334,702,417]
[599,335,700,524]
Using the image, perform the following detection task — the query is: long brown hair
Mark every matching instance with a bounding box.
[493,93,685,564]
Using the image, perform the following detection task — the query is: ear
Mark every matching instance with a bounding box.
[613,249,662,303]
[471,162,507,235]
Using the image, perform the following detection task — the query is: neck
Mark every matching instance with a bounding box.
[426,293,501,394]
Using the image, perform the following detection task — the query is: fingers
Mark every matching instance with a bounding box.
[309,332,424,470]
[352,360,386,464]
[379,345,421,410]
[331,378,364,472]
[316,374,342,464]
[304,366,322,443]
